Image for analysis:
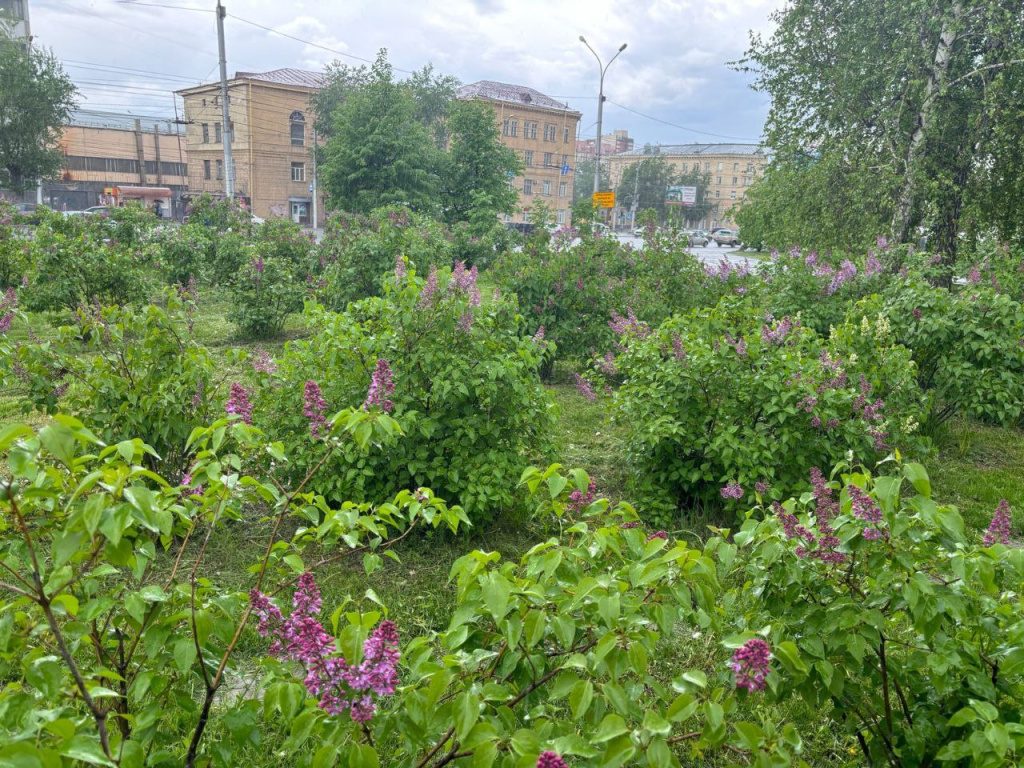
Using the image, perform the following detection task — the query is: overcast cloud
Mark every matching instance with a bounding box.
[33,0,781,146]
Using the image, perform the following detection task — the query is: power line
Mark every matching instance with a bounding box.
[226,12,414,74]
[606,100,762,143]
[116,1,214,11]
[63,60,206,84]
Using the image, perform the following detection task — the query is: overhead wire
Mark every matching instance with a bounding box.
[605,100,762,143]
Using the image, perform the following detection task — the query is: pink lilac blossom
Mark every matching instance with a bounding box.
[419,266,440,307]
[225,383,253,424]
[567,479,597,514]
[761,316,794,345]
[597,351,617,375]
[180,471,205,498]
[251,347,278,374]
[457,310,474,333]
[734,337,748,357]
[250,574,400,721]
[755,481,771,496]
[731,638,771,692]
[304,380,329,438]
[192,379,205,409]
[0,287,16,333]
[982,500,1013,546]
[721,482,744,500]
[672,332,687,361]
[608,308,650,338]
[620,521,642,530]
[877,235,889,250]
[252,255,265,275]
[865,253,883,275]
[394,254,407,280]
[967,266,982,285]
[537,752,568,768]
[646,530,668,542]
[573,373,596,402]
[363,359,395,412]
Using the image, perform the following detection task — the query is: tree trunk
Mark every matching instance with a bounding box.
[892,1,962,245]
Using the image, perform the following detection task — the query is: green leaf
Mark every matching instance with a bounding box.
[947,708,977,727]
[569,679,594,721]
[173,638,197,674]
[482,572,511,621]
[547,474,568,500]
[773,641,808,675]
[594,713,629,743]
[59,737,116,767]
[454,693,480,742]
[903,463,931,496]
[26,657,63,698]
[38,424,77,469]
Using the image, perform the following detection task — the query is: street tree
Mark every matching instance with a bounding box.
[406,64,461,149]
[0,34,77,194]
[616,153,714,226]
[321,51,440,215]
[310,61,369,141]
[439,99,521,227]
[738,0,1024,258]
[571,157,610,207]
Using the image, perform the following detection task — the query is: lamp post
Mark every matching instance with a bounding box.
[579,37,627,198]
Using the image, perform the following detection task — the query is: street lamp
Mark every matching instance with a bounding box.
[579,37,627,198]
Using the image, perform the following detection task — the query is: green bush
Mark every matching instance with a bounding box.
[862,278,1024,427]
[726,461,1024,766]
[316,206,452,309]
[609,300,929,525]
[251,262,552,520]
[1,291,228,478]
[0,201,33,289]
[153,222,213,285]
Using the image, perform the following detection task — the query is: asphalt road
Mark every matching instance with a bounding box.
[614,234,759,268]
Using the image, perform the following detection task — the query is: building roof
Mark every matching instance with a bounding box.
[67,109,183,134]
[233,68,325,89]
[457,80,578,114]
[620,143,764,157]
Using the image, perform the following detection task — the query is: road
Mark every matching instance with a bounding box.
[614,234,760,269]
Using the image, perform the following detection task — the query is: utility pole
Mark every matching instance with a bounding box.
[216,0,235,200]
[630,160,640,229]
[579,37,627,198]
[311,127,318,230]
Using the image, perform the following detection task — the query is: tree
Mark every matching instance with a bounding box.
[406,64,461,149]
[571,157,610,207]
[615,154,714,225]
[439,100,521,227]
[310,60,369,141]
[321,51,439,215]
[739,0,1024,259]
[0,34,77,194]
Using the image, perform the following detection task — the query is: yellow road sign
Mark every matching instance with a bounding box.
[592,191,615,208]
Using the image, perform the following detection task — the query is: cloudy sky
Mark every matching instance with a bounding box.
[32,0,782,146]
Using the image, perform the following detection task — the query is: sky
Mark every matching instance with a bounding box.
[31,0,782,147]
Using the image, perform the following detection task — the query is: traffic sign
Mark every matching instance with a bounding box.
[592,191,615,208]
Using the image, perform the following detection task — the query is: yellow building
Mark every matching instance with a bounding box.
[606,143,768,229]
[176,68,325,226]
[36,109,188,215]
[457,81,581,227]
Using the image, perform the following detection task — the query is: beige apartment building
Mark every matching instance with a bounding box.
[176,68,325,226]
[606,143,768,229]
[457,81,581,227]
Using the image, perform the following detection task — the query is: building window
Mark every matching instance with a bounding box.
[716,176,722,185]
[561,153,569,167]
[290,110,305,146]
[564,126,570,143]
[714,190,720,198]
[704,162,710,172]
[733,162,739,171]
[504,214,512,223]
[747,163,754,172]
[557,210,567,224]
[717,162,723,171]
[291,162,305,182]
[543,152,552,167]
[524,150,533,166]
[214,122,221,143]
[558,181,567,197]
[525,121,537,139]
[732,177,738,185]
[730,191,737,199]
[216,160,223,180]
[201,123,209,143]
[543,124,556,142]
[522,211,530,223]
[543,180,551,195]
[503,118,518,137]
[523,179,533,195]
[203,160,211,180]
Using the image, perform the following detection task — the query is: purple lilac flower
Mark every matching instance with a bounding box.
[720,482,744,500]
[877,235,889,250]
[192,379,205,409]
[646,530,668,542]
[250,574,401,721]
[394,254,407,280]
[608,308,649,338]
[251,347,278,374]
[967,266,982,285]
[363,359,395,413]
[672,332,686,361]
[492,287,502,302]
[620,521,642,530]
[0,287,16,333]
[566,479,597,514]
[573,373,596,402]
[458,310,474,333]
[775,502,799,539]
[252,255,265,275]
[755,481,770,496]
[761,316,793,345]
[225,383,253,424]
[537,752,568,768]
[865,253,883,275]
[913,308,922,320]
[983,500,1013,546]
[597,351,617,375]
[803,250,817,267]
[419,265,440,307]
[731,638,771,692]
[304,380,329,438]
[180,471,205,498]
[734,337,748,357]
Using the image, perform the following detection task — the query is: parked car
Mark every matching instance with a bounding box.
[687,230,710,246]
[713,229,741,246]
[633,227,645,237]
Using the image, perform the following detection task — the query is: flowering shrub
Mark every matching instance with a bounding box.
[250,262,552,519]
[152,221,214,285]
[316,205,452,309]
[759,242,891,335]
[858,278,1024,426]
[0,201,34,289]
[723,461,1024,766]
[227,221,317,337]
[609,300,928,525]
[1,291,230,479]
[20,207,154,312]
